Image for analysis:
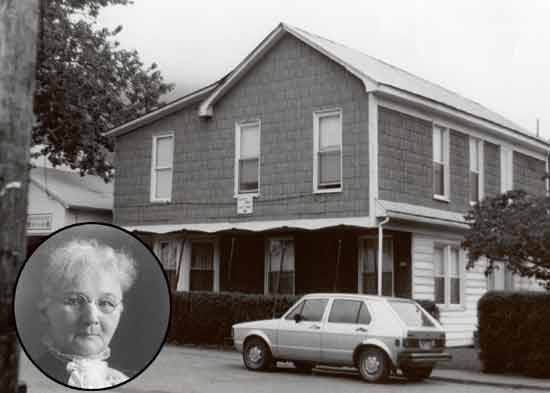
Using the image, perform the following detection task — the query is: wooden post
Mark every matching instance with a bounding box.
[0,0,39,392]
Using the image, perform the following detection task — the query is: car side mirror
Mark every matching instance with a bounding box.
[294,313,303,323]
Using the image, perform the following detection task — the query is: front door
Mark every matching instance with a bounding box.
[276,298,328,362]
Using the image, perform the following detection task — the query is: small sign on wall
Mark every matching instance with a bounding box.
[237,194,254,215]
[27,213,53,232]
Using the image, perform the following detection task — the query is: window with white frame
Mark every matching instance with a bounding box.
[156,240,178,291]
[487,262,514,290]
[433,125,449,199]
[236,121,260,194]
[151,134,174,202]
[358,237,393,296]
[314,109,342,191]
[433,245,462,306]
[500,147,514,192]
[469,137,484,203]
[190,242,214,291]
[266,238,295,295]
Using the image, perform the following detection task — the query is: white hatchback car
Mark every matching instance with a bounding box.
[232,293,451,383]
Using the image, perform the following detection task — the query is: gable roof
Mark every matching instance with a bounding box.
[30,167,113,211]
[108,23,547,150]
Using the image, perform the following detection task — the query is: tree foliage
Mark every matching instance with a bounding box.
[463,190,550,289]
[33,0,173,180]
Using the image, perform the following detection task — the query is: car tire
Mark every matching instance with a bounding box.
[402,366,433,381]
[293,361,314,373]
[357,347,390,383]
[243,337,272,371]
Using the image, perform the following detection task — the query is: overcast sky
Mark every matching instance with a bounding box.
[98,0,550,140]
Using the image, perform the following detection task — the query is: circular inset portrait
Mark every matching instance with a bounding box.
[14,223,171,390]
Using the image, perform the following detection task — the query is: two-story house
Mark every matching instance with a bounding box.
[106,23,549,346]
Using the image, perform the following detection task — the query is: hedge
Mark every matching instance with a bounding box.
[168,292,440,346]
[478,291,550,378]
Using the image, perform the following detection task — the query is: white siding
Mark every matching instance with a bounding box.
[412,233,488,347]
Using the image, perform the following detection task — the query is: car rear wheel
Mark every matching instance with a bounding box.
[357,347,390,383]
[402,366,433,381]
[243,337,272,371]
[293,361,314,373]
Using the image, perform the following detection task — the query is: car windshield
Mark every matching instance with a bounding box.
[388,300,435,327]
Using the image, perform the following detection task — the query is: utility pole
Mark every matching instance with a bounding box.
[0,1,39,392]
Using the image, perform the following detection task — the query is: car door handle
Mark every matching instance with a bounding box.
[355,327,368,333]
[309,324,321,330]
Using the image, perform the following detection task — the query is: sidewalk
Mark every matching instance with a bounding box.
[431,368,550,391]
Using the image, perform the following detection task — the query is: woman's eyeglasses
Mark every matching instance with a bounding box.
[62,293,121,314]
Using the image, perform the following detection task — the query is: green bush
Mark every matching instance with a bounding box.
[478,291,550,377]
[168,292,442,346]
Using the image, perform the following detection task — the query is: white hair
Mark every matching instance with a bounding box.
[41,239,137,300]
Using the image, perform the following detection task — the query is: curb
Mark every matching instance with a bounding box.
[430,376,550,391]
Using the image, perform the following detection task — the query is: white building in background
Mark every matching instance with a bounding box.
[27,164,113,254]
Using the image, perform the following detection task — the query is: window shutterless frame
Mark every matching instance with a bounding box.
[313,108,343,193]
[433,243,464,309]
[432,124,450,201]
[150,132,175,203]
[469,136,484,204]
[264,236,295,295]
[234,120,261,196]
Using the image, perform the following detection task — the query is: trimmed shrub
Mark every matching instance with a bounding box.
[168,292,442,346]
[168,291,299,345]
[478,291,550,377]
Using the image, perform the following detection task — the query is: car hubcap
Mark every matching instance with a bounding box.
[248,346,263,364]
[364,355,380,374]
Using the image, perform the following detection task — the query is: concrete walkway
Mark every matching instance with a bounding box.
[431,369,550,391]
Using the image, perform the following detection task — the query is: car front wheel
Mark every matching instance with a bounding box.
[402,366,433,381]
[357,347,390,383]
[243,337,272,371]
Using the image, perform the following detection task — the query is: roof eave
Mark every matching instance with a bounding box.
[105,83,219,138]
[376,85,549,153]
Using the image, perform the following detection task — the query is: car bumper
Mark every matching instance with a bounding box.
[398,351,452,366]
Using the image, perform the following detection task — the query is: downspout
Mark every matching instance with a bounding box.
[377,216,390,296]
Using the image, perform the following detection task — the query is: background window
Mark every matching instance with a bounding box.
[433,246,445,304]
[434,245,462,306]
[314,110,342,191]
[190,242,214,291]
[433,125,448,197]
[151,135,174,201]
[360,238,393,296]
[159,241,177,291]
[470,137,483,202]
[267,239,295,294]
[237,122,260,193]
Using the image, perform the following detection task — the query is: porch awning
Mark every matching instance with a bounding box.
[376,200,470,229]
[122,216,376,235]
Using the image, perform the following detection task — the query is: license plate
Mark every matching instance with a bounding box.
[419,340,433,350]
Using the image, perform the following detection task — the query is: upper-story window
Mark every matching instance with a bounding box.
[469,137,484,203]
[151,133,174,202]
[235,121,260,195]
[432,125,450,200]
[500,146,514,192]
[313,109,342,192]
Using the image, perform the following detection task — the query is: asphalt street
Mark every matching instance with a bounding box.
[19,345,541,393]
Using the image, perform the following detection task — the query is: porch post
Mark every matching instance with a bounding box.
[377,216,390,296]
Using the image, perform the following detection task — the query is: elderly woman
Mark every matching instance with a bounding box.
[37,239,137,389]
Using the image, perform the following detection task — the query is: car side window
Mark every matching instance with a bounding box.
[328,299,363,324]
[285,301,305,320]
[301,299,328,322]
[357,302,372,325]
